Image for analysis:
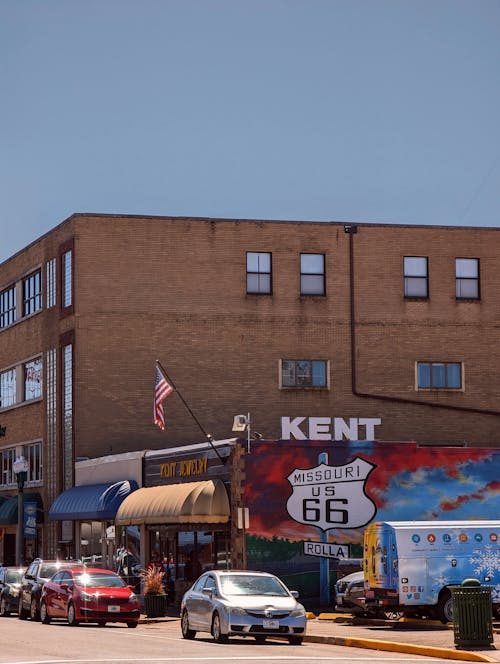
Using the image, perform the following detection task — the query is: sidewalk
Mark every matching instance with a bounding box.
[140,611,500,663]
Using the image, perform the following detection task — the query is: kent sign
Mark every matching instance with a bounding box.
[281,416,382,440]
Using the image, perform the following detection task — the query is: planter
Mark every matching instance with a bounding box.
[144,593,168,618]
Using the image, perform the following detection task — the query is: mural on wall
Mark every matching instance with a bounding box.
[243,440,500,596]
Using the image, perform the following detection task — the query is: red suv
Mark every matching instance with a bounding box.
[40,566,140,627]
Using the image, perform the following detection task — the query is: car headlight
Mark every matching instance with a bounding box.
[80,591,96,602]
[290,607,306,618]
[129,593,137,602]
[9,587,20,597]
[230,607,247,616]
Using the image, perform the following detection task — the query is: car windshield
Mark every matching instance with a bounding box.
[6,570,22,583]
[74,572,127,589]
[220,574,289,597]
[41,565,65,580]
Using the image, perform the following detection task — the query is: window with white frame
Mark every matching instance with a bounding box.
[300,254,325,295]
[246,252,272,294]
[24,357,43,401]
[0,368,16,408]
[23,270,42,316]
[417,362,462,389]
[456,258,480,299]
[404,256,428,298]
[0,285,16,329]
[62,250,72,308]
[1,448,15,486]
[281,359,328,388]
[0,443,42,487]
[46,258,57,308]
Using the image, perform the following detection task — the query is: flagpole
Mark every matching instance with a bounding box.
[156,359,227,465]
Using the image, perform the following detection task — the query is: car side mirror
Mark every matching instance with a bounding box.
[128,585,135,591]
[290,590,299,599]
[201,588,213,597]
[60,583,69,590]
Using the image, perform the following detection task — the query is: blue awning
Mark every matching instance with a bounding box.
[49,480,138,521]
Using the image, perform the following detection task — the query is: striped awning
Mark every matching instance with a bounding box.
[115,479,230,526]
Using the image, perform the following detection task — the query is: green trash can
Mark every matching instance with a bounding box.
[451,578,493,649]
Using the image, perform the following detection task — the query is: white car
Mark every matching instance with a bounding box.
[180,570,306,644]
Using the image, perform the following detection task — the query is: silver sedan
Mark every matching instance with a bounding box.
[180,569,306,644]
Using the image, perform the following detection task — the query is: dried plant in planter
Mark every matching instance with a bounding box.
[141,566,165,595]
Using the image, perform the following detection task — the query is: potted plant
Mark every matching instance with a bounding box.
[141,566,167,618]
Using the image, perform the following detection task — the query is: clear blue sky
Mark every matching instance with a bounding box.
[1,0,499,263]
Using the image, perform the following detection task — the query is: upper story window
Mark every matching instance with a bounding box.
[0,442,42,487]
[417,361,462,390]
[404,257,428,298]
[456,258,480,300]
[300,254,325,296]
[46,258,56,308]
[281,359,328,388]
[0,368,16,408]
[62,249,73,308]
[0,285,16,328]
[23,270,42,316]
[246,252,272,294]
[24,357,43,401]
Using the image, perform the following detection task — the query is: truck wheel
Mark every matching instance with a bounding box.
[437,589,453,623]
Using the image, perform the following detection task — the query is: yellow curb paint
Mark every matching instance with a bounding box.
[306,612,316,620]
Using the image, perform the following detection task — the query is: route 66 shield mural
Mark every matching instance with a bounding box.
[286,457,377,532]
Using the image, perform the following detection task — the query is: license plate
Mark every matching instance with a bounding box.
[108,605,120,613]
[263,619,279,629]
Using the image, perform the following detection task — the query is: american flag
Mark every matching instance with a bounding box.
[154,365,174,430]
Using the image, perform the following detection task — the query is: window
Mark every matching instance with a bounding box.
[300,254,325,295]
[62,343,73,489]
[1,448,15,486]
[417,362,462,389]
[24,357,43,401]
[246,252,272,294]
[23,270,42,316]
[456,258,480,299]
[62,249,72,308]
[26,441,42,483]
[281,360,328,388]
[0,285,16,328]
[0,368,16,408]
[404,257,428,298]
[46,258,56,308]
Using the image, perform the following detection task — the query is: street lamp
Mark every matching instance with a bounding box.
[13,456,28,567]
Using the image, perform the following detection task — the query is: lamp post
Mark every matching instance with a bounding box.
[13,456,28,567]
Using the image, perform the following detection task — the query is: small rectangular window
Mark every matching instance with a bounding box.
[281,359,328,388]
[300,254,325,295]
[0,285,16,328]
[24,357,43,401]
[23,270,42,316]
[1,448,15,486]
[404,256,428,298]
[417,362,462,389]
[456,258,480,299]
[246,252,272,294]
[46,258,57,308]
[0,368,16,408]
[62,250,72,308]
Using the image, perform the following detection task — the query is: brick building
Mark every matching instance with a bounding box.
[0,213,499,564]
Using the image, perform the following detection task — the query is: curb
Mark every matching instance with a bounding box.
[303,634,498,663]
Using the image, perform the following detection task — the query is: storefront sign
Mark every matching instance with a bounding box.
[281,417,381,440]
[160,456,208,479]
[303,541,349,559]
[24,502,37,538]
[286,457,377,531]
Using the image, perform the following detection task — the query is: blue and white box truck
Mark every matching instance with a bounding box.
[363,520,500,622]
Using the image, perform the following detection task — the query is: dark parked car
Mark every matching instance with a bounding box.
[40,567,140,627]
[18,558,81,621]
[0,566,24,616]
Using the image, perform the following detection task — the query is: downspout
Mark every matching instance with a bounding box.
[347,227,500,418]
